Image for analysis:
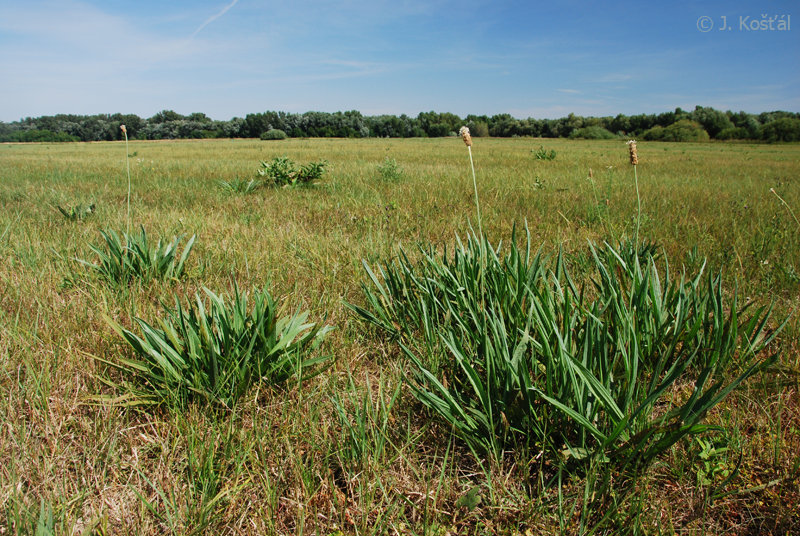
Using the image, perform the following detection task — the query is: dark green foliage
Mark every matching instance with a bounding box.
[569,126,618,140]
[103,285,334,408]
[0,129,79,143]
[532,146,557,160]
[690,106,735,138]
[4,107,798,142]
[716,127,752,140]
[79,226,195,285]
[761,118,800,142]
[260,129,288,140]
[417,111,463,137]
[643,120,710,142]
[348,227,786,468]
[149,110,185,124]
[257,156,328,187]
[299,161,327,182]
[258,156,295,185]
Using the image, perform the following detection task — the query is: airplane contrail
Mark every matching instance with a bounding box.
[190,0,239,39]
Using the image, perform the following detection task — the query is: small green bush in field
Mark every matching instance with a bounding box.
[377,157,403,181]
[257,156,328,187]
[261,129,288,140]
[532,146,557,160]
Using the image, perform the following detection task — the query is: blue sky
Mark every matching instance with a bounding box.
[0,0,797,122]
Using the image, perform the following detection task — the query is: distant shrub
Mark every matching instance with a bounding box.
[642,126,664,141]
[568,126,617,140]
[643,120,709,142]
[261,129,288,140]
[716,127,751,140]
[761,118,800,142]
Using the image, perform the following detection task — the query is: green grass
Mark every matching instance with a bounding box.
[0,137,798,534]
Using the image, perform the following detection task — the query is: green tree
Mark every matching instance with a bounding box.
[761,117,800,142]
[148,110,185,124]
[690,106,734,138]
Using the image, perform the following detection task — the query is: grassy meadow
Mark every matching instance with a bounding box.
[0,137,798,535]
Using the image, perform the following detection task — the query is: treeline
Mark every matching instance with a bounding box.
[2,106,799,143]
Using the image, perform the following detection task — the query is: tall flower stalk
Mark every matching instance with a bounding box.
[460,126,485,311]
[459,124,494,473]
[121,124,131,235]
[627,140,641,243]
[460,126,481,238]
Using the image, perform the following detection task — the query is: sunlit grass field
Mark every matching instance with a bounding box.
[1,137,798,534]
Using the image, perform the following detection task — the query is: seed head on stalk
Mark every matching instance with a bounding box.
[626,140,641,243]
[459,126,481,239]
[627,139,639,166]
[459,125,473,147]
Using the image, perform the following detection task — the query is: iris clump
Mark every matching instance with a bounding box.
[349,224,786,469]
[79,226,196,285]
[103,284,334,408]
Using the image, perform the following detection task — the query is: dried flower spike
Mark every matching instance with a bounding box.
[627,140,638,165]
[120,124,127,134]
[459,126,473,147]
[589,168,593,178]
